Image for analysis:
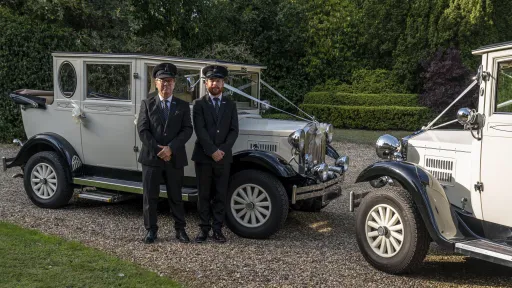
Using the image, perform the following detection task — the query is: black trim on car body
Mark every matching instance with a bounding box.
[326,143,340,159]
[232,150,299,178]
[6,132,81,181]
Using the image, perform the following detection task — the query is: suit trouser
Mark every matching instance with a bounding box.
[195,162,230,232]
[142,164,186,232]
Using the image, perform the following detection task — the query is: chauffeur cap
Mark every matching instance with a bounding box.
[203,65,228,79]
[152,62,177,79]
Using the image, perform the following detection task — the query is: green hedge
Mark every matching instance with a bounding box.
[299,104,432,130]
[261,113,296,120]
[0,8,80,142]
[304,92,418,107]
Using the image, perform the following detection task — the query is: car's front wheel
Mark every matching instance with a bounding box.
[355,188,430,274]
[23,151,73,208]
[226,170,288,239]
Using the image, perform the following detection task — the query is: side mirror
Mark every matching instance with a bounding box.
[261,100,270,112]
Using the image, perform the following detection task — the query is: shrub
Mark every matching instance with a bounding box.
[0,8,80,142]
[261,113,296,121]
[304,92,418,107]
[311,69,408,94]
[300,104,433,130]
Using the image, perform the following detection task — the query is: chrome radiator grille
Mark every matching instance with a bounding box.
[303,122,327,168]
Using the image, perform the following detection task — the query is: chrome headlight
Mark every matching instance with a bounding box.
[376,134,403,160]
[288,129,305,152]
[325,124,334,143]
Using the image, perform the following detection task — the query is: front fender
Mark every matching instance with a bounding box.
[232,150,298,178]
[6,132,82,181]
[356,161,465,249]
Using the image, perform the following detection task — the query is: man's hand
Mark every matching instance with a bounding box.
[158,145,172,161]
[211,150,225,162]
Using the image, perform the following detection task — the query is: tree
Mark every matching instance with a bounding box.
[419,47,477,117]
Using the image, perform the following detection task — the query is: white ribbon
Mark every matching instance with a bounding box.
[223,83,313,123]
[260,79,315,121]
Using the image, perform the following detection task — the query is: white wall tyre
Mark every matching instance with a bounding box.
[23,151,73,208]
[355,188,430,274]
[226,170,288,239]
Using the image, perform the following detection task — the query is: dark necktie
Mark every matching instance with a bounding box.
[163,100,170,121]
[213,97,220,116]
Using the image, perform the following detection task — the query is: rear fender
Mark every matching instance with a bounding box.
[356,160,465,249]
[6,132,82,181]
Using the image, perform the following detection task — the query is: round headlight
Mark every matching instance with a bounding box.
[288,129,305,152]
[375,134,401,159]
[325,124,333,143]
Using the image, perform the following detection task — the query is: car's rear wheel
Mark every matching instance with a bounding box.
[23,151,73,208]
[226,170,288,239]
[355,188,430,274]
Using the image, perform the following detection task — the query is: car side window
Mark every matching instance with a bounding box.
[495,61,512,113]
[146,64,200,102]
[86,63,131,101]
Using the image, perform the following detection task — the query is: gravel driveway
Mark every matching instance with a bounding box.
[1,142,511,287]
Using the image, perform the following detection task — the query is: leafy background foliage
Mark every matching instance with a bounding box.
[1,0,512,141]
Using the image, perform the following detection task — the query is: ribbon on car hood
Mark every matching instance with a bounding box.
[223,83,313,123]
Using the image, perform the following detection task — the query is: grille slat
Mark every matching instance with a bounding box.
[425,156,455,184]
[248,141,278,153]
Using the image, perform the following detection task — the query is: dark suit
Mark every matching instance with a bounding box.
[137,94,193,232]
[192,94,239,232]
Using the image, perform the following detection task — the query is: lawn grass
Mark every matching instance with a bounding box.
[0,221,181,288]
[333,128,413,145]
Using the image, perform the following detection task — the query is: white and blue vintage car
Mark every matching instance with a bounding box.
[2,52,348,239]
[353,41,512,273]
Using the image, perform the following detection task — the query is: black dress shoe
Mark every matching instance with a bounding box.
[175,229,190,243]
[212,230,226,243]
[144,230,158,244]
[194,230,209,243]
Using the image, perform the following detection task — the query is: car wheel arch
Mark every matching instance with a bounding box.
[7,133,82,182]
[355,161,458,250]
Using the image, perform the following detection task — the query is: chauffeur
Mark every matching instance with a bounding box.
[137,63,193,244]
[192,65,239,243]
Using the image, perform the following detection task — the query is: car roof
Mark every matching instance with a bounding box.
[51,52,267,69]
[472,41,512,55]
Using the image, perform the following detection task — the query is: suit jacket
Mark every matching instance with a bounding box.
[137,94,193,168]
[192,94,239,164]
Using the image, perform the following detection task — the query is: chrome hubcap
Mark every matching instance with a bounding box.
[231,184,271,228]
[365,204,404,258]
[31,163,57,199]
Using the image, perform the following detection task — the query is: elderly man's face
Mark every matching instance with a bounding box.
[155,77,175,99]
[206,78,224,96]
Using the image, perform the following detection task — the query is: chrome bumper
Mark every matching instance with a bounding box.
[291,174,344,204]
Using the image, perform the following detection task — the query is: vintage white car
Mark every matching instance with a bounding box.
[353,41,512,273]
[2,52,348,239]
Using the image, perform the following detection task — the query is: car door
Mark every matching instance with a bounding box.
[80,58,138,170]
[479,52,512,228]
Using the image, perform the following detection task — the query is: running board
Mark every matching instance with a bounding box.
[455,239,512,268]
[77,190,136,203]
[73,176,198,202]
